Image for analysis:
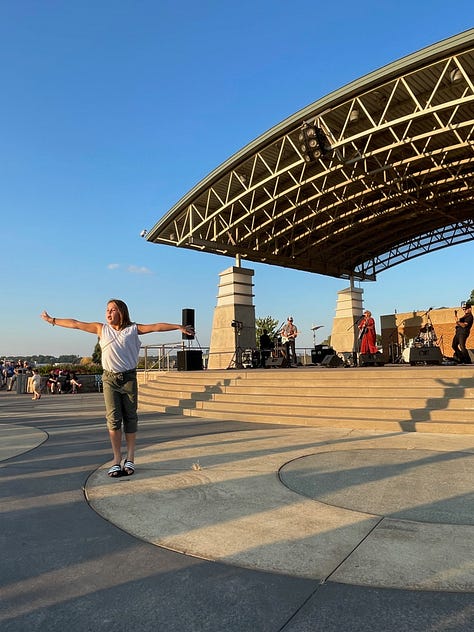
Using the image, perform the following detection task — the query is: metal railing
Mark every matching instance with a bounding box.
[141,342,187,376]
[141,343,319,378]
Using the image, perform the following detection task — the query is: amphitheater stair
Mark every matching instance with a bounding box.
[138,365,474,434]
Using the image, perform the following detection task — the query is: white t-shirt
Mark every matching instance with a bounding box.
[32,374,42,389]
[100,323,141,373]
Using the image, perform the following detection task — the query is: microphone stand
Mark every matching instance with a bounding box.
[346,314,364,331]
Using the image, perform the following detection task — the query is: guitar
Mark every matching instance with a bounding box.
[281,327,297,344]
[358,316,369,341]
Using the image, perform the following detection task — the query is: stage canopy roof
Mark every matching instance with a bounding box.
[146,30,474,281]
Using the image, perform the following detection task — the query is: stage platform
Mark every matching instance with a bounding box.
[139,364,474,435]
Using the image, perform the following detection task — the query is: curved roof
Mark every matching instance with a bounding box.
[147,30,474,281]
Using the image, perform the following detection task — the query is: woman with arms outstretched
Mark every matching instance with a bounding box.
[41,299,194,478]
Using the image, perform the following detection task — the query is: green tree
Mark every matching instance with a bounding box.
[58,354,81,364]
[255,316,279,346]
[92,339,102,365]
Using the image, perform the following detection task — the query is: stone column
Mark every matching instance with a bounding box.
[207,266,256,369]
[330,286,364,356]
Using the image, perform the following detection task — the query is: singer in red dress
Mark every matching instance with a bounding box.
[358,310,378,354]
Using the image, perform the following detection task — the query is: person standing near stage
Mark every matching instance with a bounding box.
[41,299,194,477]
[259,328,274,368]
[452,302,473,364]
[280,316,298,366]
[358,309,378,354]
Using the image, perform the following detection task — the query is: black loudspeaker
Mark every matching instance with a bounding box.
[265,356,285,368]
[402,347,442,366]
[359,352,386,367]
[311,346,335,364]
[321,354,343,367]
[177,350,203,371]
[182,308,195,340]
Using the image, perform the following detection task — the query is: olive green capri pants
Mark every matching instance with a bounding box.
[102,370,138,433]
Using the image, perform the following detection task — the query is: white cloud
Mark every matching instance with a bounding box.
[107,263,152,274]
[128,265,153,275]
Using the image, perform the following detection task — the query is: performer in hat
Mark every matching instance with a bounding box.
[280,316,298,366]
[452,302,473,364]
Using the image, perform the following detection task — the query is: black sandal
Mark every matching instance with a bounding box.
[123,460,135,476]
[107,464,122,478]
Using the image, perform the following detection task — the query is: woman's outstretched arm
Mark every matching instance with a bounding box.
[41,310,102,336]
[137,322,194,336]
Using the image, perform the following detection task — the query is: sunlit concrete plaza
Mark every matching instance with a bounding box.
[1,390,473,631]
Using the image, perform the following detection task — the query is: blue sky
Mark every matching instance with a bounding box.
[0,1,472,357]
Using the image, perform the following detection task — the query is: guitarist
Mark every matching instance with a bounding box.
[280,316,298,367]
[452,302,473,364]
[358,310,378,354]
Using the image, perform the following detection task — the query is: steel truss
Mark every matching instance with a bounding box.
[147,31,474,281]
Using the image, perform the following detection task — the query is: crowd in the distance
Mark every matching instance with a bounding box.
[0,359,31,391]
[0,360,82,395]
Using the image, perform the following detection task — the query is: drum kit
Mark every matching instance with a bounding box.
[398,319,440,364]
[412,322,437,346]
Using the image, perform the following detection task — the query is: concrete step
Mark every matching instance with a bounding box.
[143,372,474,392]
[142,365,474,382]
[140,396,474,424]
[203,393,474,411]
[142,380,474,399]
[214,385,474,398]
[139,385,474,411]
[139,401,474,435]
[189,400,474,422]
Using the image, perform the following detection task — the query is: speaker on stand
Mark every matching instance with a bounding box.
[182,308,195,340]
[178,308,203,370]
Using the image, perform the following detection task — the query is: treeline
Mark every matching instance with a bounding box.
[3,354,84,365]
[3,354,161,370]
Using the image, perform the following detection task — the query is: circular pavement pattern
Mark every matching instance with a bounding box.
[279,449,474,525]
[86,427,474,592]
[0,423,47,461]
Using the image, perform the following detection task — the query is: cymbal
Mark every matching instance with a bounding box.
[311,325,324,331]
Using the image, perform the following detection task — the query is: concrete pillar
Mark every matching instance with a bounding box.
[330,286,364,355]
[207,266,256,369]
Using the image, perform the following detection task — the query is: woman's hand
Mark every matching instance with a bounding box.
[41,310,53,324]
